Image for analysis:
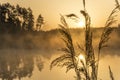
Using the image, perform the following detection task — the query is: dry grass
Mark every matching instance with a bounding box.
[50,0,120,80]
[109,66,115,80]
[50,15,81,80]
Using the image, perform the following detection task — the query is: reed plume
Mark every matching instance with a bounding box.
[109,66,115,80]
[50,15,81,80]
[50,0,120,80]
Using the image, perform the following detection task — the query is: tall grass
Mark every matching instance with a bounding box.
[109,66,115,80]
[97,5,118,79]
[50,15,81,80]
[50,0,120,80]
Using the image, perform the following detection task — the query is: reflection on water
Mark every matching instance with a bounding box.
[0,28,119,80]
[0,50,120,80]
[0,50,43,80]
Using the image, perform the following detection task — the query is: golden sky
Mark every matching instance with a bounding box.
[0,0,120,80]
[0,0,118,30]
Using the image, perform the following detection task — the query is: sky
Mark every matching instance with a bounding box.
[0,0,119,30]
[0,0,120,80]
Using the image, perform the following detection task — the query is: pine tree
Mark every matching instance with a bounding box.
[36,14,44,31]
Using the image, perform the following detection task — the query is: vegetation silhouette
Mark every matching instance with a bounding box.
[0,3,44,34]
[0,52,43,80]
[0,1,120,80]
[50,15,81,80]
[0,3,46,50]
[36,14,44,31]
[109,66,115,80]
[50,0,120,80]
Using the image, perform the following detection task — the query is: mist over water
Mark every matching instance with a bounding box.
[0,28,120,80]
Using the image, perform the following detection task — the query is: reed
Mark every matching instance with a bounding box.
[109,66,115,80]
[50,0,119,80]
[50,15,81,80]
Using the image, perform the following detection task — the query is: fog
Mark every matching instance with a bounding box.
[0,28,120,80]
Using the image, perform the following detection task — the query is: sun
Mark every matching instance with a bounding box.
[78,20,85,28]
[78,54,85,61]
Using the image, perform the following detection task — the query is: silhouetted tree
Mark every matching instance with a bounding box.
[0,3,35,33]
[0,3,21,33]
[27,8,34,31]
[36,14,44,31]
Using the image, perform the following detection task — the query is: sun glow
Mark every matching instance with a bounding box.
[78,54,85,61]
[77,54,85,66]
[78,20,85,28]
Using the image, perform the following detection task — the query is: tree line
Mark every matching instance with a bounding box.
[0,3,44,34]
